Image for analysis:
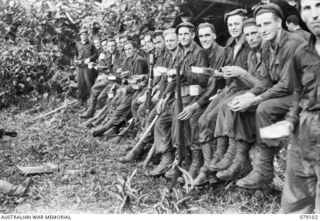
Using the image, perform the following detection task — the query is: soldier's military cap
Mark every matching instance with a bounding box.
[176,21,195,33]
[242,18,257,29]
[153,30,164,38]
[253,3,284,20]
[224,8,247,23]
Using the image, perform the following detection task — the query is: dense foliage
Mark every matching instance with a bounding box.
[0,0,180,108]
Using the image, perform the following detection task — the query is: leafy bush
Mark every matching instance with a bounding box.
[0,0,179,108]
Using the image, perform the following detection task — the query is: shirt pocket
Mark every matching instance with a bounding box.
[270,57,282,82]
[302,72,317,108]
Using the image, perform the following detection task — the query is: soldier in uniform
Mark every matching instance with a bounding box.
[75,28,99,106]
[281,0,320,213]
[170,21,210,180]
[196,9,250,181]
[144,28,180,176]
[118,30,169,164]
[80,38,121,118]
[188,22,225,185]
[91,41,148,137]
[227,4,305,189]
[212,18,272,181]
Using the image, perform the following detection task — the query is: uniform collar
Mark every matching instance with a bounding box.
[182,41,197,55]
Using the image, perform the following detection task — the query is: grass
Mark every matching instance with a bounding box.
[0,98,282,214]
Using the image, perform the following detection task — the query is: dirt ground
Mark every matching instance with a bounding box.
[0,99,282,214]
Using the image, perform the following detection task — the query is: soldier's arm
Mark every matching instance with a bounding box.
[285,46,305,127]
[196,52,225,108]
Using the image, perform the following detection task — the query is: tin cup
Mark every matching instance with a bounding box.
[108,93,114,98]
[190,85,200,96]
[88,62,95,69]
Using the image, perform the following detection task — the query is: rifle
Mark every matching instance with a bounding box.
[0,129,17,139]
[145,53,155,127]
[170,64,185,189]
[122,115,159,158]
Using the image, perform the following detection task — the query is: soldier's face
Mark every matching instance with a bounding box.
[244,25,262,49]
[198,27,216,49]
[178,27,194,47]
[124,43,135,58]
[107,41,116,54]
[94,39,101,50]
[101,40,108,52]
[256,12,282,42]
[301,0,320,37]
[140,39,146,52]
[118,37,128,51]
[144,35,155,53]
[80,33,88,42]
[165,33,178,51]
[227,15,244,38]
[153,35,165,53]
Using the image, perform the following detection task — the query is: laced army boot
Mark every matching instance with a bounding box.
[91,120,113,137]
[194,142,213,186]
[146,150,173,177]
[211,138,237,171]
[216,140,251,180]
[187,149,204,179]
[236,144,275,189]
[209,137,228,171]
[118,141,147,163]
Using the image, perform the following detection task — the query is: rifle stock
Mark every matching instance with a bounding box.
[124,115,159,157]
[170,64,185,189]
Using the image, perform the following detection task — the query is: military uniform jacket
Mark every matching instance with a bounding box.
[285,34,320,162]
[164,42,209,97]
[250,30,305,101]
[197,43,225,108]
[76,40,98,66]
[223,36,251,94]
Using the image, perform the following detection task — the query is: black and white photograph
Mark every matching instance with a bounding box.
[0,0,319,217]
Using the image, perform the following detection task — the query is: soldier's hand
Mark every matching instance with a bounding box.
[151,91,160,103]
[221,66,246,78]
[178,103,200,121]
[229,95,256,112]
[84,58,90,65]
[120,71,129,78]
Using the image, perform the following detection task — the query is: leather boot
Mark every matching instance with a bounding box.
[216,140,251,180]
[146,150,173,176]
[211,138,237,171]
[118,141,146,163]
[236,144,274,189]
[194,142,213,186]
[187,149,204,179]
[91,120,113,137]
[80,97,96,118]
[104,127,118,140]
[209,137,228,171]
